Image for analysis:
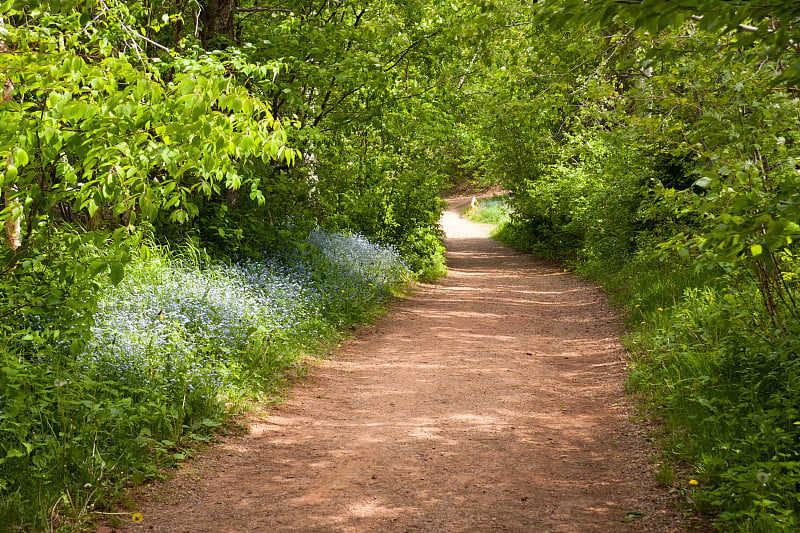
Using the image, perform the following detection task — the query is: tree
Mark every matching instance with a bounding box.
[540,0,800,87]
[0,0,296,332]
[200,0,237,49]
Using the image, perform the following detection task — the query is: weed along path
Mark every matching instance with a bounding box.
[105,197,687,532]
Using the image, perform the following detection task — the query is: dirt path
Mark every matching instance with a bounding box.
[104,198,687,532]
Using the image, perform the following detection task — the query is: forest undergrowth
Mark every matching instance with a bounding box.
[0,230,412,531]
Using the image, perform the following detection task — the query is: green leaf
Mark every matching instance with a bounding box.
[86,199,99,218]
[4,165,17,182]
[5,448,25,459]
[11,146,28,167]
[89,259,107,276]
[623,511,644,522]
[697,398,715,410]
[201,418,222,428]
[693,177,712,189]
[110,262,125,285]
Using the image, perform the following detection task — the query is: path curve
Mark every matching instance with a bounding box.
[105,198,686,532]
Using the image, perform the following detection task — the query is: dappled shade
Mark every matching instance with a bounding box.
[107,201,682,531]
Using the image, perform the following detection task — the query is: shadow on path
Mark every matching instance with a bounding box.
[103,200,687,533]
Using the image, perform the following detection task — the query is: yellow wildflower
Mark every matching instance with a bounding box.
[131,512,144,523]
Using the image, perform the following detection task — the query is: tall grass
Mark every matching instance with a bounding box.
[622,276,800,531]
[0,230,411,531]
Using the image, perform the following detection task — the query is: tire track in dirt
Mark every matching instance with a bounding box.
[104,197,687,532]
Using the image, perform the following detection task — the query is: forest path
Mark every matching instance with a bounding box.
[104,197,686,532]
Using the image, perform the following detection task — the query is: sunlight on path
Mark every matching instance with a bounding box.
[103,199,686,533]
[439,208,493,240]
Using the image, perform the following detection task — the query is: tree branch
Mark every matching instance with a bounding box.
[384,30,442,73]
[237,7,294,13]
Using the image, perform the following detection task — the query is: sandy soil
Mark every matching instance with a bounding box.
[100,197,692,532]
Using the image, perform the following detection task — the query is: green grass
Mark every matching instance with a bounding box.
[582,256,800,531]
[464,196,511,226]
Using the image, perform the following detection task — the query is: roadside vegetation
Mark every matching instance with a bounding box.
[465,5,800,524]
[464,197,511,226]
[0,230,410,530]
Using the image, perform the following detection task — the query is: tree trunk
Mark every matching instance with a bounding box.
[199,0,237,50]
